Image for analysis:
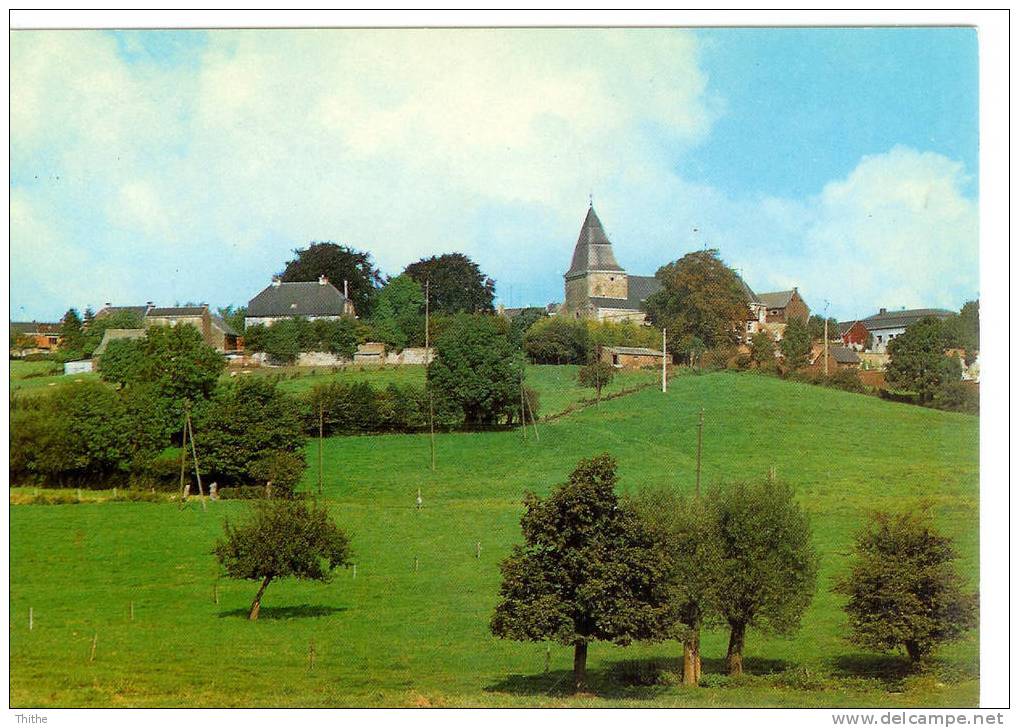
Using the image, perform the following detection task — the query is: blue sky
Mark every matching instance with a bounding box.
[10,27,978,322]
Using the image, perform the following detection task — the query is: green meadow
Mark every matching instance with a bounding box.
[9,371,979,707]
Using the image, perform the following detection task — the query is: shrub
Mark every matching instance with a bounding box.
[933,381,979,414]
[248,451,306,495]
[523,317,588,364]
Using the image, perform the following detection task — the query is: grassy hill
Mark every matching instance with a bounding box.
[9,371,979,707]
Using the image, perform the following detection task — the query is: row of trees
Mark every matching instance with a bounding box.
[491,455,977,692]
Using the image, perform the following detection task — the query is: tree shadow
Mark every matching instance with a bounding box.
[217,604,347,620]
[700,655,793,676]
[486,657,679,700]
[829,653,916,684]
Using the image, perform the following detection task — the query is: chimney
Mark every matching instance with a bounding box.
[104,302,112,308]
[879,307,887,314]
[343,280,349,299]
[272,276,281,288]
[318,274,328,286]
[146,301,154,308]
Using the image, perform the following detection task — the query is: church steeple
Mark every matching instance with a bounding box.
[565,205,624,278]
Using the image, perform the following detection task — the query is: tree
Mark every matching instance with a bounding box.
[749,331,776,368]
[280,242,384,317]
[214,499,351,620]
[942,300,979,365]
[780,318,812,370]
[836,510,977,663]
[82,310,146,356]
[642,250,749,351]
[577,360,615,404]
[523,317,588,364]
[140,325,225,407]
[807,315,840,342]
[98,338,148,386]
[427,314,522,426]
[217,305,247,335]
[508,307,547,346]
[886,317,960,403]
[194,377,306,487]
[370,274,426,350]
[708,477,818,676]
[490,454,671,692]
[629,489,722,685]
[58,308,85,354]
[404,253,496,314]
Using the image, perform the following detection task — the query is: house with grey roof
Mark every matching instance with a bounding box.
[860,307,953,354]
[757,289,810,324]
[245,276,355,328]
[89,303,240,353]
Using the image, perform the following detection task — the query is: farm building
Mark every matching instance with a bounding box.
[757,289,810,324]
[246,276,355,327]
[10,321,62,351]
[858,307,954,354]
[809,345,861,373]
[838,320,870,349]
[600,345,667,370]
[90,304,240,353]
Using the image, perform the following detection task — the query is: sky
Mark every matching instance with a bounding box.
[9,27,979,323]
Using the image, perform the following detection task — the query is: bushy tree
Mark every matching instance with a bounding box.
[214,498,352,620]
[141,324,225,408]
[370,274,426,350]
[82,310,146,356]
[523,317,588,364]
[629,489,722,685]
[58,308,85,354]
[709,477,818,676]
[490,454,671,692]
[217,305,247,335]
[807,315,840,342]
[643,249,750,351]
[886,317,960,403]
[98,338,148,385]
[194,377,306,487]
[427,314,522,426]
[780,318,812,370]
[749,331,776,368]
[942,300,979,364]
[836,510,977,663]
[280,241,384,317]
[404,253,496,314]
[507,307,547,346]
[577,360,615,404]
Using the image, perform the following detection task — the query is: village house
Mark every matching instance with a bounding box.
[856,307,954,354]
[91,303,240,353]
[838,320,870,350]
[245,275,355,328]
[758,289,810,324]
[599,345,667,370]
[10,321,62,351]
[809,344,861,373]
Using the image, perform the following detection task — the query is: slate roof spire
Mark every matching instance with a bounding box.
[566,205,624,277]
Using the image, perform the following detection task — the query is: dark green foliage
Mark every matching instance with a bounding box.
[248,451,306,495]
[886,317,961,403]
[780,318,812,370]
[749,331,776,367]
[643,249,750,350]
[933,381,979,414]
[490,454,672,691]
[10,381,165,486]
[58,308,85,355]
[369,274,426,350]
[306,380,456,434]
[941,300,979,364]
[245,318,363,363]
[82,310,146,356]
[214,498,352,619]
[676,334,707,367]
[403,252,496,314]
[835,511,977,663]
[523,317,589,364]
[708,477,818,675]
[98,338,147,385]
[193,377,306,487]
[807,315,840,342]
[427,314,523,426]
[280,242,384,317]
[577,360,615,403]
[141,325,225,406]
[217,305,247,335]
[508,307,547,345]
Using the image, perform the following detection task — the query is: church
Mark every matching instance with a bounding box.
[561,205,662,323]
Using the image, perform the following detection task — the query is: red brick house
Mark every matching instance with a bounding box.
[758,289,810,324]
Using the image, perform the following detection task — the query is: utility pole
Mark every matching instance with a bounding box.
[695,407,704,498]
[823,300,830,376]
[661,328,667,393]
[426,280,435,471]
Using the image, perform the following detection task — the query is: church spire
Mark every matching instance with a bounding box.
[565,205,624,278]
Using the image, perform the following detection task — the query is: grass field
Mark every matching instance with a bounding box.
[9,371,979,707]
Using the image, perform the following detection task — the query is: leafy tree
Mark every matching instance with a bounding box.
[58,308,85,354]
[248,451,307,495]
[836,510,977,663]
[98,338,148,386]
[629,489,722,685]
[749,331,775,368]
[370,274,426,350]
[523,317,588,364]
[83,307,96,326]
[427,314,522,426]
[404,253,496,315]
[217,305,247,335]
[214,499,352,620]
[708,477,818,676]
[490,454,671,692]
[780,318,812,370]
[941,300,979,364]
[82,310,146,356]
[643,250,750,350]
[886,317,960,403]
[194,377,306,487]
[261,321,302,364]
[280,241,384,318]
[577,360,615,404]
[807,315,840,342]
[140,325,225,410]
[507,307,547,347]
[677,334,707,368]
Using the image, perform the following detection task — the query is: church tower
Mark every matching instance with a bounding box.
[563,205,629,318]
